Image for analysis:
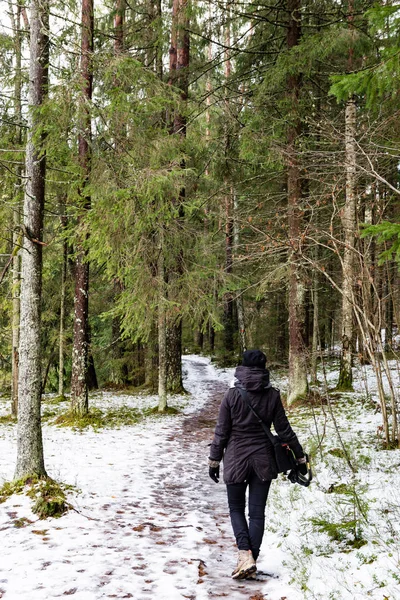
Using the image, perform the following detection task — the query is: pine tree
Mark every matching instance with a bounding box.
[71,0,94,415]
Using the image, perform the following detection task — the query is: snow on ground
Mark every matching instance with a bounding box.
[0,355,400,600]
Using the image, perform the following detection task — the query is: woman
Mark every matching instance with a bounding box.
[208,349,307,579]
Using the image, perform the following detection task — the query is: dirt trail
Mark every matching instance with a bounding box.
[0,358,279,600]
[100,358,274,599]
[150,358,274,600]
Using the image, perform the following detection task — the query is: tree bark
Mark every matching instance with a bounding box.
[337,98,356,390]
[71,0,93,415]
[224,190,235,353]
[164,0,189,394]
[155,0,163,79]
[234,193,247,352]
[158,230,167,411]
[286,0,308,405]
[145,325,158,391]
[166,320,183,393]
[114,0,124,54]
[209,320,215,352]
[11,213,21,416]
[9,0,23,417]
[15,0,49,480]
[223,6,235,355]
[276,293,287,359]
[310,269,319,385]
[195,323,204,351]
[58,230,67,397]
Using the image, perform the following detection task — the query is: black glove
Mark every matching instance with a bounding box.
[298,462,308,476]
[289,454,312,487]
[209,465,220,483]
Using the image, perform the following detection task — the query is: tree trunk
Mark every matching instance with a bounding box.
[310,269,319,385]
[71,251,89,413]
[110,0,126,381]
[158,231,167,411]
[223,8,235,355]
[209,320,215,352]
[276,293,287,359]
[286,0,308,405]
[234,193,247,352]
[166,320,183,393]
[58,231,67,397]
[164,0,189,393]
[337,98,356,390]
[114,0,124,54]
[156,0,178,411]
[15,0,49,480]
[9,0,23,417]
[224,191,235,353]
[155,0,163,79]
[195,322,204,351]
[11,214,21,416]
[71,0,93,415]
[145,325,158,391]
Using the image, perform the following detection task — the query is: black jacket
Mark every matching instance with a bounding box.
[209,365,303,484]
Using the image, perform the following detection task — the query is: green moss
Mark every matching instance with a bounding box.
[42,409,58,421]
[380,439,400,450]
[43,395,69,405]
[0,414,17,425]
[351,538,368,549]
[28,479,67,519]
[53,405,142,430]
[335,384,354,392]
[327,483,351,494]
[335,376,354,392]
[0,475,71,519]
[357,454,372,466]
[43,399,182,430]
[102,382,149,394]
[105,405,142,425]
[144,405,180,416]
[328,447,346,458]
[53,408,108,430]
[0,475,34,502]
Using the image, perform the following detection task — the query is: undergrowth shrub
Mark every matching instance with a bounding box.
[0,475,74,519]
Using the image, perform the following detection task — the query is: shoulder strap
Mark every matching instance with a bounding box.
[237,387,277,445]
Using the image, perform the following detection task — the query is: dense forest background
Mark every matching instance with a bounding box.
[1,0,400,476]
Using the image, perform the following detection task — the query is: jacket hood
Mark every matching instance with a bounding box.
[234,365,271,392]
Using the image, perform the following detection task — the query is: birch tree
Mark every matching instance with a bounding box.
[338,0,357,390]
[8,0,24,416]
[15,0,49,479]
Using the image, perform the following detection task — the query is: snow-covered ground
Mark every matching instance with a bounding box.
[0,355,399,600]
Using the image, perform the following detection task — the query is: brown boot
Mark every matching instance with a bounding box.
[245,570,257,580]
[231,550,256,579]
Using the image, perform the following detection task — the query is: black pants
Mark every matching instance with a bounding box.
[226,472,271,560]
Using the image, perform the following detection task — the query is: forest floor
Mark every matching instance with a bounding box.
[1,355,400,600]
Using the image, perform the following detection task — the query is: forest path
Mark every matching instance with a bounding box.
[0,356,291,600]
[98,357,272,600]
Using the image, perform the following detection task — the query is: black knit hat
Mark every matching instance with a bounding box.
[242,349,267,368]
